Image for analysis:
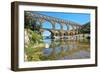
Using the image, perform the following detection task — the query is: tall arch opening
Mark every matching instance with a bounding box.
[42,30,52,44]
[41,21,52,29]
[63,25,67,30]
[69,25,73,30]
[55,23,62,30]
[42,30,51,38]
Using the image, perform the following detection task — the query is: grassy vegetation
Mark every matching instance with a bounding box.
[24,12,46,61]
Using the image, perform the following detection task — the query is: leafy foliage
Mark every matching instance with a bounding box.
[79,22,90,34]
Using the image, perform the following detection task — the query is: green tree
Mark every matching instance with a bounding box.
[79,22,90,34]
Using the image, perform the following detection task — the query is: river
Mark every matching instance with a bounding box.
[25,38,90,61]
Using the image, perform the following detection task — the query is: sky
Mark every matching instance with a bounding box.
[32,11,90,36]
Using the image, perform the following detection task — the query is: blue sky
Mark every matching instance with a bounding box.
[34,11,90,24]
[32,11,90,36]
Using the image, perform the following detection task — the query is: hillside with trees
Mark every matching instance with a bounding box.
[79,22,90,34]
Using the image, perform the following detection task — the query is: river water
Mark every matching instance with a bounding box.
[42,39,90,60]
[25,38,90,61]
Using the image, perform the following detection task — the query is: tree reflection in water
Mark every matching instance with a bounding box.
[25,39,90,61]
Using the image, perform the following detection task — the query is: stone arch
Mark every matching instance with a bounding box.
[42,30,51,36]
[55,23,62,30]
[62,25,67,30]
[69,25,73,30]
[63,32,67,36]
[41,21,53,29]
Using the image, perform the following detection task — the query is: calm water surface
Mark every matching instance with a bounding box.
[25,39,90,61]
[43,39,90,60]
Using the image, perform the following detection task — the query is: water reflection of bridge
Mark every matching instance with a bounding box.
[44,40,90,60]
[25,12,82,40]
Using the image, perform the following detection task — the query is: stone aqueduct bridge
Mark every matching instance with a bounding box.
[25,12,82,39]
